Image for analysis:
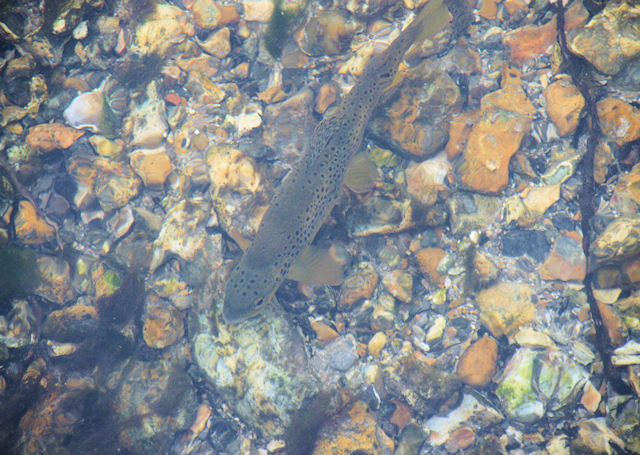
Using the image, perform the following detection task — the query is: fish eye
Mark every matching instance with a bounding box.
[254,298,264,307]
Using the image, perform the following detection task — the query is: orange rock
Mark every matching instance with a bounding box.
[310,319,340,343]
[257,85,287,103]
[130,147,173,186]
[143,295,185,349]
[389,400,412,429]
[382,270,413,303]
[456,335,498,387]
[504,0,529,16]
[164,93,185,105]
[622,256,640,286]
[481,65,536,117]
[544,78,585,136]
[15,201,55,244]
[477,0,499,20]
[597,97,640,145]
[476,282,535,336]
[540,233,586,281]
[596,300,627,348]
[313,401,390,455]
[26,123,84,152]
[415,248,447,286]
[459,111,530,194]
[217,3,240,26]
[445,110,480,160]
[504,18,557,66]
[339,264,379,310]
[445,427,476,452]
[581,381,601,413]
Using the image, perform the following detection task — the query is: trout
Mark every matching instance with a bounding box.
[223,0,451,323]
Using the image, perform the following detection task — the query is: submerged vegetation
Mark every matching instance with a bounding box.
[0,246,39,305]
[264,0,306,59]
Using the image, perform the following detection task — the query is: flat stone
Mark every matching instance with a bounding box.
[338,262,379,310]
[544,78,585,136]
[34,256,75,305]
[242,0,273,22]
[456,335,498,387]
[372,68,461,158]
[197,27,231,58]
[476,282,535,337]
[382,270,413,303]
[94,158,141,212]
[192,0,221,29]
[591,216,640,266]
[501,229,550,262]
[312,401,393,455]
[597,97,640,146]
[415,247,447,287]
[130,147,173,187]
[459,110,530,194]
[42,304,100,342]
[25,123,84,152]
[541,233,587,282]
[568,1,640,75]
[142,294,184,349]
[367,331,387,358]
[14,201,56,244]
[405,152,451,207]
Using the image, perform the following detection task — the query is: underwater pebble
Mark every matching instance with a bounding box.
[476,282,535,337]
[130,147,173,187]
[456,335,497,387]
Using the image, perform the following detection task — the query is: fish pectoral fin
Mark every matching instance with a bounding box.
[286,245,344,286]
[344,151,378,194]
[228,226,252,251]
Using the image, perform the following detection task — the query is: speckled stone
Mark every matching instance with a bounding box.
[382,270,413,303]
[312,401,394,455]
[143,294,185,349]
[476,282,535,337]
[591,216,640,266]
[115,357,197,453]
[42,304,100,342]
[597,97,640,146]
[34,256,75,305]
[568,1,640,75]
[94,158,141,212]
[339,262,379,310]
[14,201,56,244]
[459,110,530,194]
[25,123,84,152]
[193,305,320,437]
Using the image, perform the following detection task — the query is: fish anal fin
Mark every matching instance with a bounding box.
[287,245,344,286]
[344,151,378,194]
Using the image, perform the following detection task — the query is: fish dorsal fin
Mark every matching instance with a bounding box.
[286,245,344,286]
[344,151,378,194]
[412,0,452,45]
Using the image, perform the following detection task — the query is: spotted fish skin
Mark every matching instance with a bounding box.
[223,0,450,323]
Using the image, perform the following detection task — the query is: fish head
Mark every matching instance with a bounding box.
[222,258,278,324]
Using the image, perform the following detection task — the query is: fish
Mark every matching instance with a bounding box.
[223,0,452,323]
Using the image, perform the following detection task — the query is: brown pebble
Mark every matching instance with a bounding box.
[456,335,498,387]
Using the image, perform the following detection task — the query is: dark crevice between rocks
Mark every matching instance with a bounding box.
[554,2,632,395]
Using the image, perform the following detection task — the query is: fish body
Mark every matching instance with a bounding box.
[223,0,450,323]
